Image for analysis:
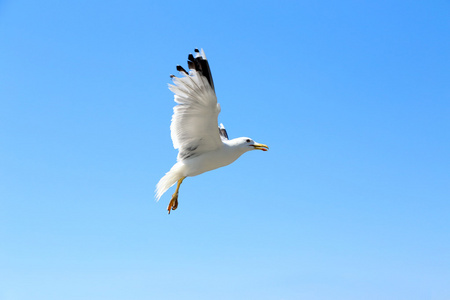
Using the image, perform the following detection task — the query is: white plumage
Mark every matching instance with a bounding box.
[156,49,268,213]
[169,70,221,161]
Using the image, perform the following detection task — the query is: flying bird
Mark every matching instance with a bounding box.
[156,49,269,213]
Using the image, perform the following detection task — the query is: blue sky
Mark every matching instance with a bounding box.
[1,0,449,299]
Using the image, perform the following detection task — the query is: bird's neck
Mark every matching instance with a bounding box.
[223,139,249,155]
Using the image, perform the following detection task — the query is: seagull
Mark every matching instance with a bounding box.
[156,49,269,214]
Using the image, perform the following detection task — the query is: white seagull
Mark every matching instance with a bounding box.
[156,49,269,213]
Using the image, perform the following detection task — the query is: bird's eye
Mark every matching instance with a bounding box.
[246,139,251,143]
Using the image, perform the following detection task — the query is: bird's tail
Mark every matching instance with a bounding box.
[155,163,184,201]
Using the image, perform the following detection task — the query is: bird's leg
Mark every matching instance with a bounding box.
[167,177,185,214]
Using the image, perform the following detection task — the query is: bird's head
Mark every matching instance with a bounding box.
[235,137,269,152]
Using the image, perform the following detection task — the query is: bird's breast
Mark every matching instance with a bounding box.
[182,146,244,177]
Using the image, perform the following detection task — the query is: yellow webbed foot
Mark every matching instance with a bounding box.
[166,177,185,214]
[167,193,178,214]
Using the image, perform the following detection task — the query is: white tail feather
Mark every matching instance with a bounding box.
[155,163,184,201]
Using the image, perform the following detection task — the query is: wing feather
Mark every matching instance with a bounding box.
[169,51,222,161]
[219,123,229,141]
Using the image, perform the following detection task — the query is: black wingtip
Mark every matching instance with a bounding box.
[172,49,215,91]
[176,65,188,74]
[170,74,175,78]
[219,127,229,140]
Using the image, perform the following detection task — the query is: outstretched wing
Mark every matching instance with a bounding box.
[169,49,223,161]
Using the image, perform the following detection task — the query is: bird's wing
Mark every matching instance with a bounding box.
[218,123,229,141]
[169,49,223,161]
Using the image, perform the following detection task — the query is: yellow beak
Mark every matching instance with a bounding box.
[253,143,269,151]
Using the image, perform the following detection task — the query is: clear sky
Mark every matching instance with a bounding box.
[1,1,449,299]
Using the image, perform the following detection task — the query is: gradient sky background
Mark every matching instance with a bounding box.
[1,1,449,299]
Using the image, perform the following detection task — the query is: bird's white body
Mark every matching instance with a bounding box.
[156,137,258,201]
[177,139,250,177]
[156,49,268,211]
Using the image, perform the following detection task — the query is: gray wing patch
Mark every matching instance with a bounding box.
[218,124,228,141]
[178,143,200,160]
